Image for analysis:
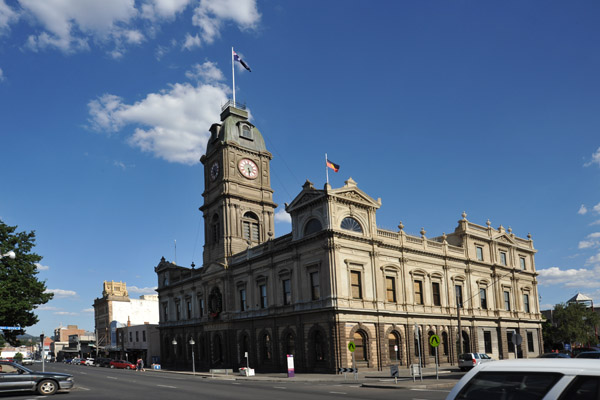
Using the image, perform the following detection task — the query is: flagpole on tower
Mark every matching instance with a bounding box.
[231,47,236,106]
[325,153,329,185]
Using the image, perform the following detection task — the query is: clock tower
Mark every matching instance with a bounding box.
[200,102,277,267]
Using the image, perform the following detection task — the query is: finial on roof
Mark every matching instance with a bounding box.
[527,232,532,240]
[486,219,491,227]
[420,227,426,238]
[508,227,512,234]
[462,211,467,221]
[398,221,404,232]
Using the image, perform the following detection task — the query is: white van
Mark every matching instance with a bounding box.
[447,359,600,400]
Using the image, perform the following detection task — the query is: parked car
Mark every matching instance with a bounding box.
[571,346,600,357]
[0,360,74,396]
[70,358,81,365]
[94,357,112,367]
[458,353,494,371]
[538,352,571,358]
[109,359,135,369]
[575,351,600,359]
[446,359,600,400]
[63,358,73,364]
[84,358,95,366]
[20,357,34,365]
[79,358,87,365]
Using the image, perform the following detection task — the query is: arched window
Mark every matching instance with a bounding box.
[388,332,401,363]
[211,214,220,244]
[354,331,368,361]
[462,331,470,354]
[304,218,322,236]
[262,333,272,361]
[428,331,436,356]
[341,217,363,233]
[442,332,449,356]
[242,212,260,242]
[285,332,295,356]
[314,331,326,361]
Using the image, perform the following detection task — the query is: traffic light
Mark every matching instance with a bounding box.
[40,334,44,343]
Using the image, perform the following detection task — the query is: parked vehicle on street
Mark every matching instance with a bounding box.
[575,351,600,359]
[84,358,95,366]
[109,359,135,369]
[70,358,81,365]
[20,357,34,365]
[538,352,571,358]
[79,358,87,365]
[0,360,74,396]
[571,346,600,357]
[458,353,494,371]
[446,359,600,400]
[94,357,112,367]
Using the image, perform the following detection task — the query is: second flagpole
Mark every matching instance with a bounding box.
[232,47,236,106]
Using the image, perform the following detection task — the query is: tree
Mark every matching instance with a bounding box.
[543,302,600,349]
[0,219,53,346]
[13,352,23,363]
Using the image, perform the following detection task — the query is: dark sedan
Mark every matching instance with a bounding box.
[0,360,74,395]
[575,351,600,359]
[538,352,571,358]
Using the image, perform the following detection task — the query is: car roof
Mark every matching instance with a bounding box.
[473,359,600,375]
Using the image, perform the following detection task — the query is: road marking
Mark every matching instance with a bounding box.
[329,392,346,395]
[411,388,451,392]
[157,384,177,389]
[107,376,118,380]
[231,382,241,385]
[273,386,286,389]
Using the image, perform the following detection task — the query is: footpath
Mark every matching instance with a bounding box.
[145,365,462,390]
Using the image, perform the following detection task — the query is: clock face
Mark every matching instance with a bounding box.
[238,158,258,179]
[210,161,219,181]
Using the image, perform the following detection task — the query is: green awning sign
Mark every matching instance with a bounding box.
[429,334,440,348]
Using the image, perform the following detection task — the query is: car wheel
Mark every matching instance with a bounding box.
[126,365,131,369]
[110,364,115,368]
[37,379,58,396]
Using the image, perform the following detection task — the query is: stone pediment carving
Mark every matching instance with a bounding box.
[332,189,381,209]
[494,233,516,245]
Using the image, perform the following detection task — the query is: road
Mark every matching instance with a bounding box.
[0,363,452,399]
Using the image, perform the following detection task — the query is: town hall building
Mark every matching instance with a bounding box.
[154,101,543,373]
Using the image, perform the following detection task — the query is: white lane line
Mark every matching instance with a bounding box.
[411,388,451,392]
[107,376,118,380]
[157,384,177,389]
[231,382,241,385]
[273,386,286,389]
[329,392,346,395]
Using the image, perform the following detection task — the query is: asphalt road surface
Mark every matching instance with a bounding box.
[0,363,451,400]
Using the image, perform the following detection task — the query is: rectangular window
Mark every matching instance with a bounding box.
[143,331,146,342]
[476,246,484,261]
[240,288,247,311]
[351,271,362,299]
[520,257,526,270]
[484,331,492,354]
[432,282,441,306]
[162,303,168,321]
[455,285,463,308]
[480,288,487,309]
[199,297,205,317]
[523,294,530,313]
[136,331,139,342]
[507,332,515,353]
[527,332,534,352]
[310,271,320,300]
[283,279,292,305]
[386,276,396,302]
[129,332,132,342]
[176,301,181,320]
[186,299,192,319]
[504,291,511,311]
[260,284,268,308]
[500,251,507,266]
[414,280,423,305]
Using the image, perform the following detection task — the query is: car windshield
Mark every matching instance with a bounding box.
[456,371,563,400]
[480,354,491,359]
[460,354,473,360]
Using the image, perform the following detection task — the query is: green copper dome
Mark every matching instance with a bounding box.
[206,103,267,154]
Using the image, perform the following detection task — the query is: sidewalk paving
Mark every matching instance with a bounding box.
[145,366,462,390]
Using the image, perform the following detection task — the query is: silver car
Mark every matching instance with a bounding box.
[458,353,494,371]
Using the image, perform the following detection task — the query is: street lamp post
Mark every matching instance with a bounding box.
[172,339,177,367]
[189,339,196,376]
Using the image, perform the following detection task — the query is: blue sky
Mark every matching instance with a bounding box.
[1,0,599,336]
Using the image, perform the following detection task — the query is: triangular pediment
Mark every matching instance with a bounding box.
[286,180,326,213]
[493,233,516,245]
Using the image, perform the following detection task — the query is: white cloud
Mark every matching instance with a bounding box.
[182,33,201,50]
[36,305,59,311]
[584,147,600,167]
[537,266,596,287]
[88,80,229,165]
[128,285,157,294]
[185,61,224,83]
[113,160,126,170]
[588,252,600,265]
[141,0,191,20]
[45,288,78,298]
[274,208,291,224]
[54,311,78,316]
[578,204,588,215]
[19,0,138,53]
[82,308,94,313]
[0,0,18,34]
[192,0,260,44]
[35,263,50,271]
[0,67,4,82]
[594,202,600,214]
[591,220,600,226]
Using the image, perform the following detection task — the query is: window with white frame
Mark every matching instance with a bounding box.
[504,290,511,311]
[523,293,530,313]
[476,246,484,261]
[500,251,507,266]
[520,257,526,270]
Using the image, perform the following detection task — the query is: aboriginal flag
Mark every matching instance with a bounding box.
[326,159,340,172]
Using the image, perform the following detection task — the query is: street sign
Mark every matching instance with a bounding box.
[338,367,358,373]
[564,343,571,351]
[512,333,522,346]
[429,334,440,348]
[348,341,355,352]
[390,365,399,377]
[0,326,21,330]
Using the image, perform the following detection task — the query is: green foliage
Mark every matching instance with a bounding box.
[0,219,54,346]
[543,302,600,348]
[13,352,23,363]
